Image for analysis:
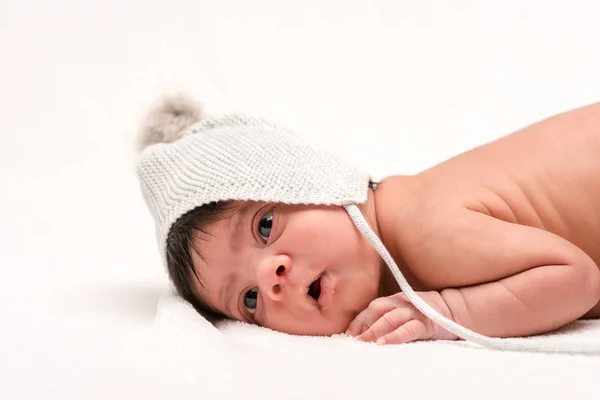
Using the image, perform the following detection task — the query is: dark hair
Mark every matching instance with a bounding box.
[165,201,236,322]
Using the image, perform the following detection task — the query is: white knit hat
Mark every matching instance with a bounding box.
[136,96,596,354]
[136,96,370,261]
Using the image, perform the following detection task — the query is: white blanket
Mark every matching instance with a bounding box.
[154,292,600,400]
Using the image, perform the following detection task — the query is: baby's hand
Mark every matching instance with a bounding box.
[345,291,458,345]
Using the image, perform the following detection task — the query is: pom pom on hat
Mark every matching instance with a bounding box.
[137,94,203,152]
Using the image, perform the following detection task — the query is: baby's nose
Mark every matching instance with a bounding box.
[258,254,292,302]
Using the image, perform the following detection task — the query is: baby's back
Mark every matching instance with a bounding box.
[419,102,600,265]
[376,102,600,300]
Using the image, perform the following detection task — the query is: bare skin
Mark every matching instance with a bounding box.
[347,102,600,343]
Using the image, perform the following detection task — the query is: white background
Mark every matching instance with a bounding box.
[1,1,600,398]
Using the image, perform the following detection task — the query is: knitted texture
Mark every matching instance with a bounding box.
[136,114,370,262]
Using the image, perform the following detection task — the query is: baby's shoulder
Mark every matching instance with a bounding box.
[375,175,507,287]
[374,174,466,234]
[374,173,516,235]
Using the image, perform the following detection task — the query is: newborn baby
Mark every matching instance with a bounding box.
[136,97,600,345]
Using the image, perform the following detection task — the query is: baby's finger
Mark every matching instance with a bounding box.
[357,308,412,343]
[345,314,366,337]
[345,298,396,337]
[377,319,427,345]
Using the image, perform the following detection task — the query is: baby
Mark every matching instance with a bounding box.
[136,97,600,346]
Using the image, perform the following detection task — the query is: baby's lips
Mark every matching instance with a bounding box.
[317,273,335,308]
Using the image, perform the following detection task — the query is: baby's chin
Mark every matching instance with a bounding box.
[256,291,376,336]
[294,318,353,337]
[261,310,355,337]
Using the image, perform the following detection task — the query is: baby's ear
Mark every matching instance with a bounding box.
[136,94,204,152]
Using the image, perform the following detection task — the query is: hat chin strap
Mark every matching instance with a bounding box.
[344,204,600,354]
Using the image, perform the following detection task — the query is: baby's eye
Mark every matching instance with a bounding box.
[244,287,258,314]
[257,210,273,243]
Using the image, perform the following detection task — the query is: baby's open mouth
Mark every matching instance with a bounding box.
[308,275,322,301]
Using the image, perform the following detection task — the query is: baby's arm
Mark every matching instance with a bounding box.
[350,209,600,343]
[412,210,600,338]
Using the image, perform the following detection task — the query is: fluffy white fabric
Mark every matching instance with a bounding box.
[156,291,600,399]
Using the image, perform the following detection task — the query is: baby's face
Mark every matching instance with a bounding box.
[192,195,383,335]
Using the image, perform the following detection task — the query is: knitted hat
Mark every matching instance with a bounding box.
[136,96,370,262]
[135,95,593,354]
